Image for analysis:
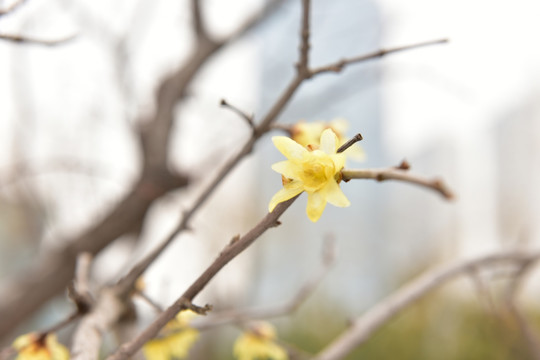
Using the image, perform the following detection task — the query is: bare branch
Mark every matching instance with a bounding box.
[192,237,336,330]
[310,38,449,76]
[107,196,299,360]
[191,0,208,41]
[312,250,540,360]
[297,0,311,76]
[220,99,255,130]
[0,0,283,339]
[0,33,76,46]
[341,167,454,200]
[337,133,363,153]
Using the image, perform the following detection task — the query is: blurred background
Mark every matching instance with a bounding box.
[1,0,539,358]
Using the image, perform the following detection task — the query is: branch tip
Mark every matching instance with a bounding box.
[337,133,363,153]
[220,99,255,129]
[189,303,213,316]
[396,159,410,170]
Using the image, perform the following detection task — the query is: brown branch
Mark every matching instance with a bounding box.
[337,133,363,153]
[192,237,336,330]
[191,0,208,40]
[312,250,540,360]
[296,0,311,76]
[113,0,309,306]
[114,63,307,298]
[0,0,284,341]
[341,166,454,200]
[107,196,299,360]
[0,33,76,46]
[310,38,449,76]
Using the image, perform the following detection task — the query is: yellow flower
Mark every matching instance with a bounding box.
[291,119,365,161]
[269,128,350,222]
[233,322,288,360]
[13,333,69,360]
[143,310,200,360]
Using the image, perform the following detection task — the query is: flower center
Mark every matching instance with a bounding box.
[299,151,335,192]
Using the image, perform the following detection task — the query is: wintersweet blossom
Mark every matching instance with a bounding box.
[143,310,200,360]
[269,128,350,222]
[291,118,365,161]
[13,333,69,360]
[233,322,287,360]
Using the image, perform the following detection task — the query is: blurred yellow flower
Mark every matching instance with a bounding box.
[233,322,287,360]
[291,118,365,161]
[269,128,350,222]
[13,333,69,360]
[143,310,200,360]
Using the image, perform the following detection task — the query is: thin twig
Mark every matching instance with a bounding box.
[312,250,540,360]
[191,0,207,40]
[341,167,454,200]
[0,33,76,46]
[220,99,255,130]
[310,38,449,76]
[337,133,363,153]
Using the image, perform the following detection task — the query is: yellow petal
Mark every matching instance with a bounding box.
[329,118,349,134]
[319,129,339,154]
[168,329,200,359]
[306,191,327,222]
[271,160,300,180]
[13,333,69,360]
[292,121,325,147]
[46,335,69,360]
[272,136,308,160]
[324,179,350,207]
[13,334,37,350]
[143,339,169,360]
[233,334,288,360]
[174,309,199,328]
[269,182,304,212]
[330,153,347,173]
